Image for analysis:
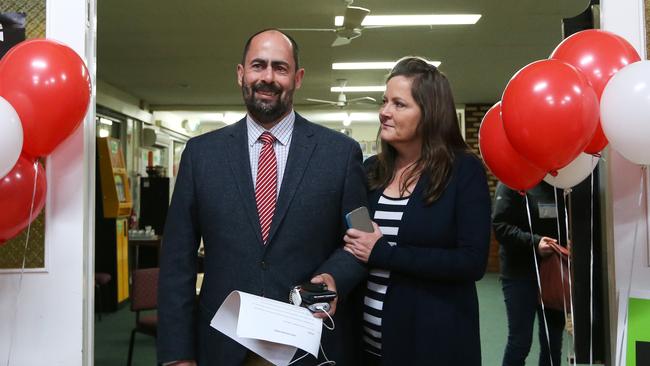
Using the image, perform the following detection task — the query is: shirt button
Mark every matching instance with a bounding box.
[260,261,268,270]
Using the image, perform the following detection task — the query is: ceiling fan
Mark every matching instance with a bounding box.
[284,1,481,47]
[306,80,377,108]
[282,1,371,47]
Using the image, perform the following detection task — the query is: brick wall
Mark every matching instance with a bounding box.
[464,103,501,273]
[464,104,499,195]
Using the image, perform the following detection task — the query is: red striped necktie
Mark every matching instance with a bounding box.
[255,131,277,244]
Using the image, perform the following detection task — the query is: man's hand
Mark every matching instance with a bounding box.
[166,361,196,366]
[310,273,337,318]
[537,237,557,258]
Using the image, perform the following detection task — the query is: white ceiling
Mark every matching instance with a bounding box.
[96,0,590,124]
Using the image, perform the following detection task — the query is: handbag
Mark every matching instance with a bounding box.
[539,241,571,312]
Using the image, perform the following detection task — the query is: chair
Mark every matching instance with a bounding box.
[127,267,159,366]
[95,272,112,321]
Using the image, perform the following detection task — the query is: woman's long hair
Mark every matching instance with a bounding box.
[368,57,470,204]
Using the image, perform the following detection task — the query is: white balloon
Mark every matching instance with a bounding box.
[544,153,599,189]
[0,97,23,178]
[601,60,650,165]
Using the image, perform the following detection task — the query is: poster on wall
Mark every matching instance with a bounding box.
[0,1,47,271]
[0,12,26,58]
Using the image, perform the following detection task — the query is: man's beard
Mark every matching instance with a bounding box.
[242,80,294,126]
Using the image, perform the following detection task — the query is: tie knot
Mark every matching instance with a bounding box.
[259,132,276,145]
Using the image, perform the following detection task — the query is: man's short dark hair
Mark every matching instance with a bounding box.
[241,28,300,70]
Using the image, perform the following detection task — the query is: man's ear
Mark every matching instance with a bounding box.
[294,68,305,89]
[236,64,244,87]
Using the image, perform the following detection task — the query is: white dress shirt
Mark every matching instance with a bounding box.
[246,111,294,194]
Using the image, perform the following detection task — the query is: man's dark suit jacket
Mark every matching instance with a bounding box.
[157,114,368,365]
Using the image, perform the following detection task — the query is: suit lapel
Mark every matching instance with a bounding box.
[226,119,263,244]
[266,115,316,246]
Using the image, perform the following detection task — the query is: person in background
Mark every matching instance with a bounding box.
[157,29,367,366]
[492,181,566,366]
[343,57,492,365]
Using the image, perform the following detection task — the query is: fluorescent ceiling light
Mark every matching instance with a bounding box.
[221,112,245,125]
[332,60,441,70]
[195,112,245,125]
[152,111,246,127]
[334,14,481,27]
[98,117,113,126]
[306,112,350,122]
[197,113,224,121]
[331,86,386,93]
[342,113,352,127]
[302,112,379,123]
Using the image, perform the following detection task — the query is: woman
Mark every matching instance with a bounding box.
[343,57,492,365]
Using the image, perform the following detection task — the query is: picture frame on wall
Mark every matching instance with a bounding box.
[0,5,47,272]
[0,12,26,58]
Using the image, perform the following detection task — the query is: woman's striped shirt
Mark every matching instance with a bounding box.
[363,193,410,357]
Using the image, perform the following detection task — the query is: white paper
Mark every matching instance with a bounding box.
[211,290,323,366]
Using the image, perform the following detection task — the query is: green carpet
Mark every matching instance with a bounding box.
[94,273,570,365]
[478,273,572,366]
[95,306,157,365]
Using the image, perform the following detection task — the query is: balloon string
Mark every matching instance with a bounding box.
[563,188,577,366]
[5,159,40,366]
[589,158,595,366]
[553,188,567,317]
[525,194,554,366]
[615,165,646,366]
[554,189,571,362]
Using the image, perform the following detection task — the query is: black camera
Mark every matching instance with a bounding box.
[289,282,337,312]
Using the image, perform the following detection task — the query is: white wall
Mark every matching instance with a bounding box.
[0,0,96,365]
[601,0,649,364]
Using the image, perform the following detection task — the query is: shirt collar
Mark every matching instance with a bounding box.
[246,110,295,147]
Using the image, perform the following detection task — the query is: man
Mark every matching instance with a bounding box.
[492,181,566,366]
[157,29,367,366]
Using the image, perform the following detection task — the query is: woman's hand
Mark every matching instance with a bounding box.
[343,222,383,263]
[537,236,557,258]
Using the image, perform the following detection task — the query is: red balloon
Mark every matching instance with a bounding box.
[501,59,599,173]
[0,39,91,157]
[581,122,608,154]
[0,155,46,244]
[551,30,641,153]
[479,102,546,191]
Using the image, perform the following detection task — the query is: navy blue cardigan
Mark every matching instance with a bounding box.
[363,152,492,365]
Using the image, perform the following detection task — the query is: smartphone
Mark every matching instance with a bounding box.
[299,283,337,301]
[345,206,374,233]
